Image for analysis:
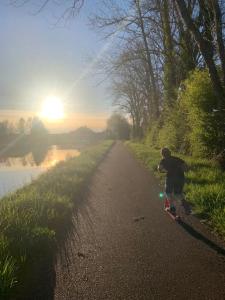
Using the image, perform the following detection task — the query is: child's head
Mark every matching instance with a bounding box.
[161,147,171,158]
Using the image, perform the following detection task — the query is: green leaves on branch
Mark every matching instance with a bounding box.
[147,69,225,157]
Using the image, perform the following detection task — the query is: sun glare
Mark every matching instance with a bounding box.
[40,96,65,121]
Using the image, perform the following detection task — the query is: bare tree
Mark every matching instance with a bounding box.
[9,0,85,21]
[111,45,154,137]
[175,0,225,107]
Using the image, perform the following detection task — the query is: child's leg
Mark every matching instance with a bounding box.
[174,193,183,215]
[170,197,177,211]
[165,177,178,212]
[164,193,172,209]
[165,178,173,210]
[174,179,185,215]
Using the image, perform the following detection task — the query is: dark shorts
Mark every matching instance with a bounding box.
[165,177,184,195]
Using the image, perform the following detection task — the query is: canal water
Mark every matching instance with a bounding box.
[0,145,80,198]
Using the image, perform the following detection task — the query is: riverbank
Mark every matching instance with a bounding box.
[0,140,113,299]
[126,141,225,237]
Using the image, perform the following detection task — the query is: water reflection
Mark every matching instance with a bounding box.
[0,145,80,169]
[0,145,80,197]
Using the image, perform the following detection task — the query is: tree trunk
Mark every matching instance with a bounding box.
[211,0,225,85]
[161,0,177,105]
[135,0,159,118]
[175,0,225,107]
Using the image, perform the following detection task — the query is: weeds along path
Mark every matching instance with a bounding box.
[54,141,225,300]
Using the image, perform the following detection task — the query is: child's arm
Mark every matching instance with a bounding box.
[158,162,166,172]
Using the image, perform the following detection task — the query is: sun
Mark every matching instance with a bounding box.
[40,96,65,121]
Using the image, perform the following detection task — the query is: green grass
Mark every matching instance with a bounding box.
[126,141,225,237]
[0,140,113,299]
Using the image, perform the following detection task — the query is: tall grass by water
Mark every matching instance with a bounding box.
[0,140,113,299]
[126,141,225,237]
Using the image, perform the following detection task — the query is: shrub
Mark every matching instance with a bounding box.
[146,102,190,154]
[180,69,224,156]
[158,105,190,153]
[147,69,225,157]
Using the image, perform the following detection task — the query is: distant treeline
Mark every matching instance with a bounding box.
[0,123,106,159]
[0,117,34,135]
[50,126,106,149]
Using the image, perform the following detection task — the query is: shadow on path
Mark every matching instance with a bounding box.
[12,255,56,300]
[14,182,96,300]
[13,146,114,300]
[177,219,225,257]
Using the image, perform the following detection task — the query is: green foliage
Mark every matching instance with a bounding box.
[0,256,17,298]
[147,69,225,157]
[180,69,224,156]
[0,236,17,298]
[126,141,225,236]
[158,105,189,153]
[0,140,113,298]
[145,121,161,148]
[146,107,190,153]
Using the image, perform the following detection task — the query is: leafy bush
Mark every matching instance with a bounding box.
[158,105,190,153]
[179,69,224,156]
[147,69,225,157]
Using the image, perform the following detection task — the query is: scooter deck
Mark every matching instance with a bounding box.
[165,209,180,221]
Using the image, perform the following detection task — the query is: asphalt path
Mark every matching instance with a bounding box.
[54,142,225,300]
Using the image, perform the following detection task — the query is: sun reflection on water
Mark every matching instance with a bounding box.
[0,146,80,169]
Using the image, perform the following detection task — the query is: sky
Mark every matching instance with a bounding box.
[0,0,113,132]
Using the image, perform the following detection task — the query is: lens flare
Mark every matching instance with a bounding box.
[159,192,164,199]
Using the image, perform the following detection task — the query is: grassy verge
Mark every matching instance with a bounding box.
[0,140,113,299]
[126,141,225,237]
